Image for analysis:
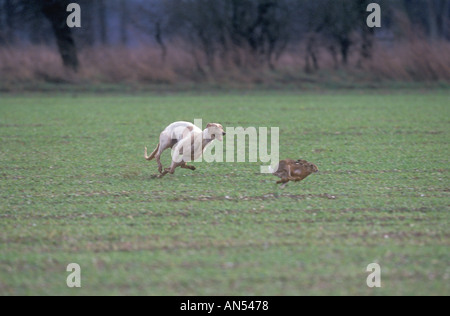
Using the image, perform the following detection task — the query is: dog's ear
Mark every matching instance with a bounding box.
[206,123,214,128]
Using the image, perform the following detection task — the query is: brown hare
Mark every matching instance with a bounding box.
[272,159,319,188]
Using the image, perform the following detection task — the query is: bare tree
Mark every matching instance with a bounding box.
[0,0,79,70]
[441,0,450,40]
[0,0,4,44]
[325,1,361,65]
[0,0,445,78]
[119,0,128,45]
[164,0,221,70]
[401,0,450,40]
[98,0,108,45]
[297,0,328,72]
[227,0,292,67]
[130,0,168,62]
[427,0,439,39]
[357,0,376,66]
[427,0,450,40]
[77,0,95,47]
[163,0,292,70]
[1,0,16,44]
[40,0,79,71]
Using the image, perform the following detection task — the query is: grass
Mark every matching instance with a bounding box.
[0,90,449,296]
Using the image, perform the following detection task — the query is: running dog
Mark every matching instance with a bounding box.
[145,122,225,177]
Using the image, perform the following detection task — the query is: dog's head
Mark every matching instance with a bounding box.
[206,123,226,141]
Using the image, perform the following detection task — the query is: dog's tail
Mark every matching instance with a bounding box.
[145,144,160,161]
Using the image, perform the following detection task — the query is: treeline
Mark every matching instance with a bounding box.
[0,0,449,84]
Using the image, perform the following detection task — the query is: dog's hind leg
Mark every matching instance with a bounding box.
[155,134,173,174]
[144,142,164,174]
[156,153,163,174]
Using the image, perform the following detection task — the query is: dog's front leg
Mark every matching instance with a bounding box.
[157,161,183,178]
[157,168,170,178]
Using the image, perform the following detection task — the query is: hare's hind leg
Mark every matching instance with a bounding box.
[276,178,290,189]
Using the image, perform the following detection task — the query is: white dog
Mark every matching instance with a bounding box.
[145,122,225,177]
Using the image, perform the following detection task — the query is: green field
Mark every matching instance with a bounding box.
[0,91,449,296]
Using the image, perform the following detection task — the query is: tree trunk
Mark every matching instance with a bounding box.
[3,0,14,44]
[340,37,351,65]
[119,0,128,46]
[328,44,339,69]
[0,1,4,44]
[357,0,375,66]
[83,1,95,47]
[98,0,108,45]
[439,0,449,40]
[41,0,79,71]
[305,33,319,73]
[155,21,167,62]
[427,0,439,40]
